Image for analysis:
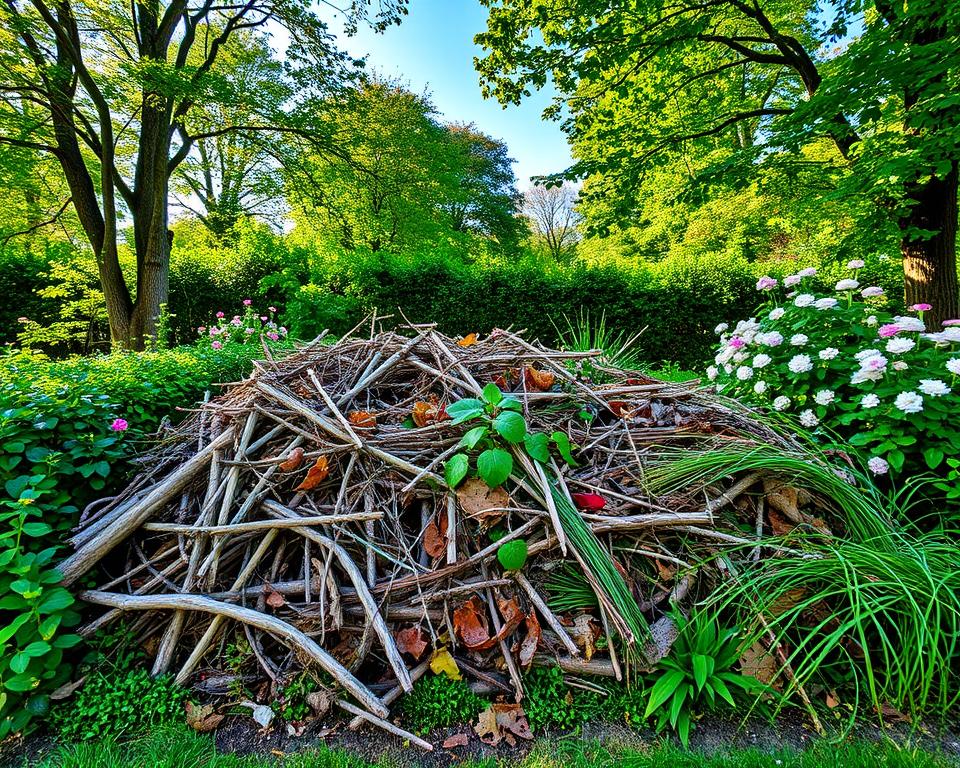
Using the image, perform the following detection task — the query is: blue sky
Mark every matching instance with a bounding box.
[326,0,573,188]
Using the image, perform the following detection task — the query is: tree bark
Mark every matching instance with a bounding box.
[900,166,959,329]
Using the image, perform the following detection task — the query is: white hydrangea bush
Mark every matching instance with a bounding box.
[708,262,960,476]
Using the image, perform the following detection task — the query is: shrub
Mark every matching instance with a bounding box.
[707,262,960,480]
[399,673,485,731]
[52,668,189,741]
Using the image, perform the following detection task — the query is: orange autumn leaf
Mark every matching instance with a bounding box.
[411,400,450,427]
[423,513,448,558]
[457,333,479,347]
[517,612,542,668]
[395,626,428,660]
[524,366,555,392]
[453,596,490,649]
[278,447,305,471]
[295,455,330,491]
[348,410,377,429]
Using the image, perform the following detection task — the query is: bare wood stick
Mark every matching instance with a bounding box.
[513,573,579,657]
[348,660,430,730]
[532,654,619,677]
[445,492,457,565]
[59,426,237,586]
[80,590,388,718]
[481,564,523,702]
[335,700,432,751]
[263,499,413,692]
[308,368,363,448]
[142,511,382,536]
[336,331,429,407]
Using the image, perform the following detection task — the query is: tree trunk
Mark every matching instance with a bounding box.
[900,166,959,329]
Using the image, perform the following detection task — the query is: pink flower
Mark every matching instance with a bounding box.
[197,326,206,333]
[216,311,225,318]
[729,338,746,349]
[110,418,128,432]
[268,306,277,313]
[266,332,279,341]
[943,319,960,327]
[212,341,223,350]
[878,324,901,338]
[243,298,252,306]
[910,303,932,312]
[260,316,268,322]
[231,316,242,326]
[756,276,777,291]
[245,328,255,335]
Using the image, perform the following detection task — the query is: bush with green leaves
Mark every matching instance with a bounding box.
[399,673,485,732]
[640,610,763,746]
[52,668,189,741]
[707,262,960,479]
[522,665,603,732]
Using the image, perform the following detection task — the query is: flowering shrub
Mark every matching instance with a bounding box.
[707,262,960,479]
[197,300,288,350]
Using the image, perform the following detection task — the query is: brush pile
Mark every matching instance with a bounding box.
[61,326,824,747]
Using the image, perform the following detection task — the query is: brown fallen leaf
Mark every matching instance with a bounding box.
[411,398,450,427]
[524,366,555,392]
[566,614,599,661]
[278,447,305,472]
[457,333,478,348]
[738,639,782,689]
[265,588,286,609]
[453,596,490,649]
[395,625,428,660]
[423,512,448,558]
[768,506,796,537]
[295,455,330,490]
[442,732,470,748]
[348,411,376,429]
[185,701,224,733]
[475,703,533,746]
[517,612,541,667]
[456,478,510,520]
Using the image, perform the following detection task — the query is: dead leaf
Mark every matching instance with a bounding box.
[524,366,555,392]
[265,588,286,609]
[348,411,376,429]
[566,614,599,661]
[738,640,782,689]
[641,615,679,665]
[395,625,428,660]
[453,596,490,649]
[411,398,450,427]
[517,612,541,667]
[428,647,461,679]
[306,690,334,718]
[456,478,510,520]
[826,691,840,709]
[278,447,305,471]
[768,507,795,537]
[185,701,224,733]
[423,512,448,558]
[295,455,330,491]
[443,732,470,748]
[240,700,275,729]
[474,703,533,746]
[50,677,86,701]
[457,333,478,347]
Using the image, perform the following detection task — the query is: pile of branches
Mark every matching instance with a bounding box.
[61,326,822,748]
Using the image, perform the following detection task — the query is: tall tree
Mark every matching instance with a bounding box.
[476,0,960,325]
[0,0,406,348]
[523,183,580,261]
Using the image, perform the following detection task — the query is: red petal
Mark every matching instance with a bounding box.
[571,492,606,511]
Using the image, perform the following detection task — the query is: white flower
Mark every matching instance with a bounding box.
[866,315,878,326]
[941,328,960,343]
[788,354,813,374]
[753,353,772,368]
[715,347,735,365]
[814,390,835,405]
[790,334,808,346]
[753,380,768,394]
[894,391,923,414]
[773,395,791,411]
[768,307,786,321]
[724,364,733,374]
[835,279,859,291]
[715,323,729,334]
[892,361,909,371]
[706,365,718,381]
[918,379,951,397]
[885,337,916,354]
[758,331,784,347]
[947,359,960,376]
[861,394,880,408]
[894,316,926,332]
[847,259,865,269]
[861,286,884,298]
[798,409,819,427]
[733,351,749,363]
[798,267,817,277]
[868,457,889,475]
[815,298,839,310]
[855,348,882,361]
[819,347,840,360]
[783,275,802,287]
[793,294,816,307]
[736,365,754,381]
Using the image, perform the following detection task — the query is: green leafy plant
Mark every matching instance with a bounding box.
[544,566,600,613]
[52,668,190,741]
[272,672,320,722]
[399,673,485,732]
[556,309,644,375]
[522,665,598,732]
[642,610,763,746]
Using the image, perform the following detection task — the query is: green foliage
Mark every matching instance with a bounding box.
[641,611,763,747]
[272,672,320,722]
[522,666,600,731]
[707,263,960,480]
[51,668,189,741]
[544,566,599,613]
[399,673,485,732]
[556,311,644,373]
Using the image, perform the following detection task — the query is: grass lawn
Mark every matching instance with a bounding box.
[19,726,958,768]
